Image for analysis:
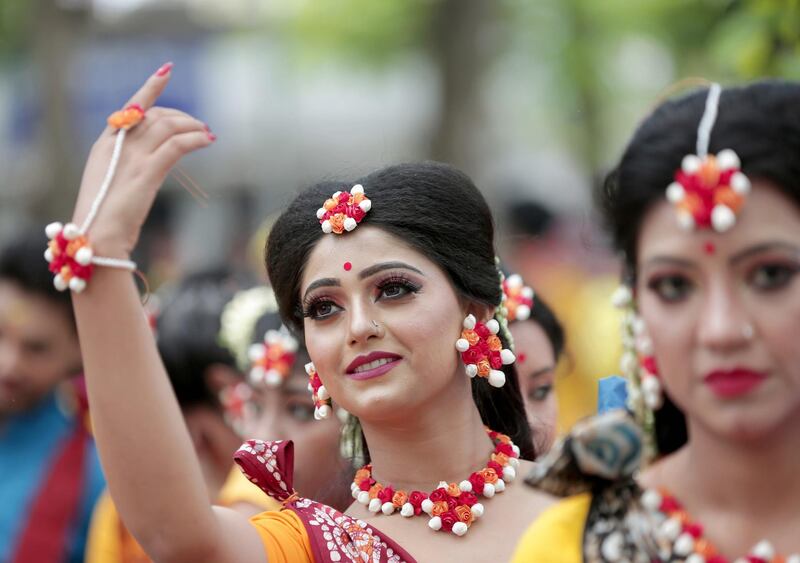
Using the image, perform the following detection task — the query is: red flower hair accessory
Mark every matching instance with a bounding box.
[305,362,331,419]
[248,328,299,387]
[502,274,534,322]
[316,184,371,234]
[665,84,751,233]
[455,314,516,388]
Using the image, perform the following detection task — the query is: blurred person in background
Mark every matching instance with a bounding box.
[219,286,352,511]
[505,199,622,430]
[0,230,105,563]
[503,273,565,455]
[86,268,278,563]
[514,81,800,561]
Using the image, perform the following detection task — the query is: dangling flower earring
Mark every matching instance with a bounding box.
[613,285,663,412]
[306,362,331,420]
[455,314,516,388]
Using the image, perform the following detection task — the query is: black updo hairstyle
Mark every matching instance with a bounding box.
[598,79,800,455]
[157,268,251,410]
[517,294,565,362]
[267,162,536,461]
[0,229,74,327]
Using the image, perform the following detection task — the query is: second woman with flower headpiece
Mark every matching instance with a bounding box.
[61,68,554,562]
[513,80,800,561]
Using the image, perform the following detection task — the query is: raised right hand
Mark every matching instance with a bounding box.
[71,63,215,259]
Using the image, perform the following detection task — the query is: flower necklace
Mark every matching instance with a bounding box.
[350,429,520,537]
[640,487,800,563]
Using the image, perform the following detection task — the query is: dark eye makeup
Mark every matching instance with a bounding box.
[302,272,422,320]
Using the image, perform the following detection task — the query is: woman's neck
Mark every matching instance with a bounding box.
[660,411,800,520]
[359,382,494,492]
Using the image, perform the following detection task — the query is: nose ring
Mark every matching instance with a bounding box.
[742,323,755,340]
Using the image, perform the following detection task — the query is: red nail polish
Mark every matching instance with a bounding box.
[155,62,174,77]
[207,132,217,141]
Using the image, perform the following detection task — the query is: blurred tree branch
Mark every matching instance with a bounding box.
[31,0,88,218]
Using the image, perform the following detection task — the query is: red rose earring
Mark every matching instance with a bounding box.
[306,362,331,420]
[455,314,516,388]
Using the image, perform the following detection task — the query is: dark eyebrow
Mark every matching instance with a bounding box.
[302,278,340,302]
[302,262,424,302]
[642,241,800,272]
[729,241,800,265]
[641,256,698,271]
[358,261,424,280]
[529,366,554,380]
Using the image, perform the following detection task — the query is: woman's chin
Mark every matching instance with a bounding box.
[694,400,800,444]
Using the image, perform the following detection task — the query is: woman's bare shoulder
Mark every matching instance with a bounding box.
[515,459,558,508]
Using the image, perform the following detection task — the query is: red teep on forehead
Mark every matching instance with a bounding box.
[704,242,716,255]
[343,262,352,272]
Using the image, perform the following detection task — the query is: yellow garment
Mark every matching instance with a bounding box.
[86,467,279,563]
[85,492,150,563]
[217,466,281,510]
[511,493,591,563]
[250,509,314,563]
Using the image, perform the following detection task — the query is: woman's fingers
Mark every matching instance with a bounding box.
[147,130,215,181]
[133,109,209,153]
[101,63,173,136]
[126,62,173,110]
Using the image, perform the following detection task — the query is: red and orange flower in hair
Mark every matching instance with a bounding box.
[316,184,372,234]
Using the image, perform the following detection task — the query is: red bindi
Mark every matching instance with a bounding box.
[343,262,352,271]
[517,353,527,364]
[703,242,716,255]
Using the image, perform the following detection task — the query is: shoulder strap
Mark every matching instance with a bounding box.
[233,439,295,503]
[234,439,415,562]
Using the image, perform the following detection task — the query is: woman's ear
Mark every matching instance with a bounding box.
[466,302,495,324]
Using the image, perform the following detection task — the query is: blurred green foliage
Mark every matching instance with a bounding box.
[0,0,33,56]
[285,0,800,78]
[287,0,435,65]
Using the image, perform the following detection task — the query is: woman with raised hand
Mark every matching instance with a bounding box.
[513,81,800,561]
[64,67,552,562]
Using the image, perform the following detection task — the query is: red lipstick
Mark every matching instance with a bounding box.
[704,368,767,398]
[345,351,402,381]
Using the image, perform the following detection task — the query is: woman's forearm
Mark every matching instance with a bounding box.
[74,267,225,560]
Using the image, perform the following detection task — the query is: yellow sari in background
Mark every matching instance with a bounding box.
[85,467,279,563]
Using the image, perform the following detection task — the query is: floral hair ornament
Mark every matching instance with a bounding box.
[316,184,371,234]
[218,287,278,371]
[44,104,145,292]
[611,284,660,458]
[665,83,751,233]
[456,314,516,388]
[502,274,535,322]
[248,327,299,387]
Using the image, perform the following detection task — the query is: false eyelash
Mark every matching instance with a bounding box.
[302,294,337,318]
[375,274,422,296]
